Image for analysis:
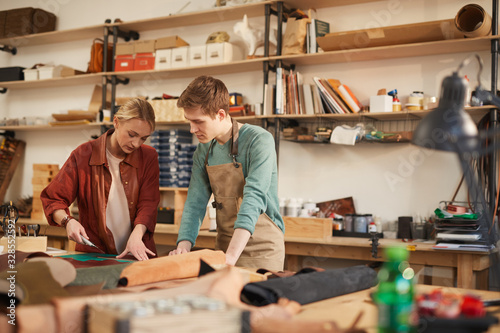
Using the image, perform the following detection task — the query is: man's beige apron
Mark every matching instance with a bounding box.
[204,119,284,271]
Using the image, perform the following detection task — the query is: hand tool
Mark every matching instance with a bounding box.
[81,235,105,253]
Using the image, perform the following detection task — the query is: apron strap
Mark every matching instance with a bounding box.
[230,118,239,168]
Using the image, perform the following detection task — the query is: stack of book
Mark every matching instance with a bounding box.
[312,77,363,114]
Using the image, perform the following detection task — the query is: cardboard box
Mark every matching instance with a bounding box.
[189,45,207,67]
[134,39,155,53]
[206,42,242,65]
[155,35,189,50]
[155,48,172,70]
[38,65,83,79]
[23,68,38,81]
[115,42,135,55]
[171,46,189,68]
[115,54,134,72]
[317,19,463,52]
[134,52,155,71]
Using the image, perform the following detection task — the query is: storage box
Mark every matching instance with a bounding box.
[134,39,155,53]
[115,42,135,56]
[317,19,463,52]
[189,45,207,67]
[0,66,25,82]
[115,54,134,72]
[171,46,189,68]
[23,68,38,81]
[206,42,242,65]
[155,48,172,70]
[157,207,174,224]
[0,7,56,38]
[38,65,83,80]
[134,52,155,71]
[155,35,189,50]
[370,95,393,113]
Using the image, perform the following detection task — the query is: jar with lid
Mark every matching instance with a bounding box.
[333,217,344,231]
[344,214,354,232]
[354,214,368,233]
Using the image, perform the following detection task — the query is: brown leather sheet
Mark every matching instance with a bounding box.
[118,249,226,287]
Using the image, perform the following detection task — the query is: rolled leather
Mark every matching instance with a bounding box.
[241,265,377,306]
[118,249,226,287]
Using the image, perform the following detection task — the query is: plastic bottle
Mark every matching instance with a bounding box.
[373,246,416,333]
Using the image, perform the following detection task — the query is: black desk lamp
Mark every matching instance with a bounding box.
[412,54,499,247]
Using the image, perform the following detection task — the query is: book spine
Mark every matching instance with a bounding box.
[338,85,361,113]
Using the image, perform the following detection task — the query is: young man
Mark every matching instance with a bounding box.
[169,76,285,270]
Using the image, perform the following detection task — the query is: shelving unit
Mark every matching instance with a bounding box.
[1,0,499,232]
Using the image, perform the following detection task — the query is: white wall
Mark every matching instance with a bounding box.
[0,0,493,226]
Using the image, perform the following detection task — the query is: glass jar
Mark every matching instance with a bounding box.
[354,214,368,233]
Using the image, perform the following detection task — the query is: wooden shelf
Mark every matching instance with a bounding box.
[0,122,112,132]
[0,24,105,47]
[274,36,497,66]
[108,58,265,81]
[111,1,273,32]
[282,0,379,9]
[0,73,103,90]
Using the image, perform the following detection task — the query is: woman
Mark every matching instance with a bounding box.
[41,98,160,261]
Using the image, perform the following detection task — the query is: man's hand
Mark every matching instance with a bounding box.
[168,240,192,256]
[117,224,155,261]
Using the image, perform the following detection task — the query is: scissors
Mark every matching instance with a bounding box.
[80,235,105,253]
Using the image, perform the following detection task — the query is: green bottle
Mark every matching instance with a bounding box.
[373,246,416,333]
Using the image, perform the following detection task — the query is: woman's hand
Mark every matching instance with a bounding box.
[117,224,155,261]
[65,219,88,244]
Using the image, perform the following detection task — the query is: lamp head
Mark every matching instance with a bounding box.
[412,72,479,152]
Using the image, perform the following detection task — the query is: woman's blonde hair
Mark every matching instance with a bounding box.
[114,98,156,131]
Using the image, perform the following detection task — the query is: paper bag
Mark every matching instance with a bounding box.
[282,17,309,55]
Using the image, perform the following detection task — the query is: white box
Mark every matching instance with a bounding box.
[155,49,172,70]
[171,46,189,68]
[369,95,393,113]
[189,45,207,67]
[206,42,243,65]
[38,65,80,80]
[23,68,39,81]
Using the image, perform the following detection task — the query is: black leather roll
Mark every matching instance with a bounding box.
[241,265,377,306]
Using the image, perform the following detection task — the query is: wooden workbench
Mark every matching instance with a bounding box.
[298,284,500,333]
[38,222,494,290]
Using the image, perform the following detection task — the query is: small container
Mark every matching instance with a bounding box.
[354,214,368,233]
[333,217,344,231]
[285,198,301,217]
[344,214,354,232]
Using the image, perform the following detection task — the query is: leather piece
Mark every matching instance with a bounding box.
[0,251,51,272]
[241,265,378,306]
[17,304,57,333]
[59,253,135,269]
[118,249,226,287]
[26,257,76,287]
[69,263,130,289]
[0,261,69,305]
